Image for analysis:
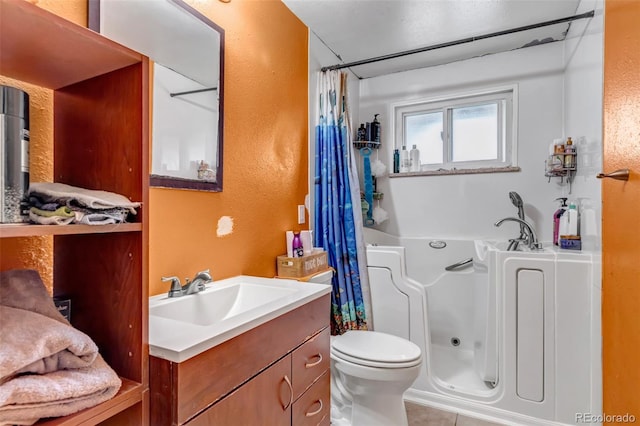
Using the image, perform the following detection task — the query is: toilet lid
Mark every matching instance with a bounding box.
[331,330,422,367]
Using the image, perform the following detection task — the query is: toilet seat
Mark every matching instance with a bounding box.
[331,330,422,369]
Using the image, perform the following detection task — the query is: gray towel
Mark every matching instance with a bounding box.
[28,182,140,214]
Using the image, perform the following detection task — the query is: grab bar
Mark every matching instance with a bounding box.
[445,257,473,271]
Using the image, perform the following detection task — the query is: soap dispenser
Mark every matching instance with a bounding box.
[553,197,568,246]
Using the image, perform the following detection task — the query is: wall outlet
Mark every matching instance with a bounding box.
[298,205,306,224]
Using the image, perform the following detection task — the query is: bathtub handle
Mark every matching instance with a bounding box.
[445,257,473,271]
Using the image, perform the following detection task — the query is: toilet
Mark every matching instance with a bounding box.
[308,270,423,426]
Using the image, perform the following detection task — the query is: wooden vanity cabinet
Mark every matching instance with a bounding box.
[0,1,149,424]
[150,294,331,425]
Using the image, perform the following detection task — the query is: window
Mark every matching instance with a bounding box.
[394,87,516,173]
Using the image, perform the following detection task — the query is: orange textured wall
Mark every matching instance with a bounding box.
[602,0,640,421]
[0,0,86,289]
[148,0,309,296]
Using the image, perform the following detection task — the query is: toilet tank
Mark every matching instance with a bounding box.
[308,269,333,285]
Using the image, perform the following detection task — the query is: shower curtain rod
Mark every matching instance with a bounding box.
[170,87,217,98]
[321,10,595,72]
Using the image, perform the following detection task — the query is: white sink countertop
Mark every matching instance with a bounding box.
[149,275,331,363]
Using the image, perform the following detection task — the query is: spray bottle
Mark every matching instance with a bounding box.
[553,197,568,246]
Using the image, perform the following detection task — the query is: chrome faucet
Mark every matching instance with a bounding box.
[162,269,213,298]
[494,217,542,251]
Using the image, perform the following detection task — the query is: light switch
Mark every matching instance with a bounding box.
[298,205,306,224]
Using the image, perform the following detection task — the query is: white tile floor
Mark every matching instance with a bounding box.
[406,402,504,426]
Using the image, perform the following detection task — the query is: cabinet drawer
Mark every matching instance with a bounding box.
[292,370,330,426]
[187,355,292,426]
[292,327,330,399]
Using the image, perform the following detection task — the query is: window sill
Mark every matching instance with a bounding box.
[389,166,521,177]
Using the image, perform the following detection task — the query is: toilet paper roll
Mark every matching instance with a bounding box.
[300,230,313,255]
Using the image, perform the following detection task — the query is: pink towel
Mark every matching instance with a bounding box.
[0,270,121,425]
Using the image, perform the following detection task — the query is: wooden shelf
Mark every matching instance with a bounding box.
[0,223,142,238]
[36,378,143,426]
[0,0,142,89]
[1,0,150,424]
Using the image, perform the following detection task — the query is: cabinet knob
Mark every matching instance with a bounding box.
[596,169,630,181]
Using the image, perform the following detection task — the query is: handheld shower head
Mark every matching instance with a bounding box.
[509,191,525,220]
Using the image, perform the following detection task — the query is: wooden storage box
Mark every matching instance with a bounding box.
[277,251,328,278]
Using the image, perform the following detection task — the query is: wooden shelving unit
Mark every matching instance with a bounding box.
[1,0,149,424]
[0,223,143,238]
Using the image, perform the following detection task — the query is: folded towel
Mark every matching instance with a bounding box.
[73,209,129,226]
[28,182,141,214]
[0,270,121,425]
[0,354,121,426]
[0,306,98,383]
[30,206,74,218]
[28,209,75,225]
[0,270,67,325]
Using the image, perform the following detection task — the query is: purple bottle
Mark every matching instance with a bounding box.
[553,197,568,245]
[292,232,304,258]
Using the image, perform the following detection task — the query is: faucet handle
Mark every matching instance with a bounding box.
[162,276,183,297]
[194,269,212,281]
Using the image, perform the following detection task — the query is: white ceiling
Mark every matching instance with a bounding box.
[282,0,583,79]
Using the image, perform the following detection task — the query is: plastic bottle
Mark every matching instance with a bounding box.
[399,146,410,172]
[371,114,381,143]
[393,149,400,173]
[558,212,570,245]
[566,202,579,236]
[357,124,366,141]
[300,230,313,255]
[564,137,575,168]
[553,197,568,246]
[286,231,294,257]
[292,232,304,258]
[410,144,420,172]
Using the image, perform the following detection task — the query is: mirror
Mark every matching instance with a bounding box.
[89,0,224,191]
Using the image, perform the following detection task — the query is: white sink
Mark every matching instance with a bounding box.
[149,275,331,363]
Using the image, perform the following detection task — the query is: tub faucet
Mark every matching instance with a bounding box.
[494,217,542,251]
[162,269,213,298]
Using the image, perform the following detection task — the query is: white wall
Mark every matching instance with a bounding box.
[359,42,572,243]
[561,0,604,419]
[563,0,604,250]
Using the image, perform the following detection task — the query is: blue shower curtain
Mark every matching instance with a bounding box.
[314,70,368,335]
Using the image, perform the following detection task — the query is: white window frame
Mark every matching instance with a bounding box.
[393,85,518,173]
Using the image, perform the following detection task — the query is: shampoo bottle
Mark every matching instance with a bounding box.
[400,146,410,172]
[371,114,381,143]
[566,202,579,236]
[553,197,568,246]
[410,144,421,172]
[393,149,400,173]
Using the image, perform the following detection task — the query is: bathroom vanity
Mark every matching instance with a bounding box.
[148,277,331,425]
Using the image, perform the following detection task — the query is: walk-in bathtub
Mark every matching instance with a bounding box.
[363,228,602,426]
